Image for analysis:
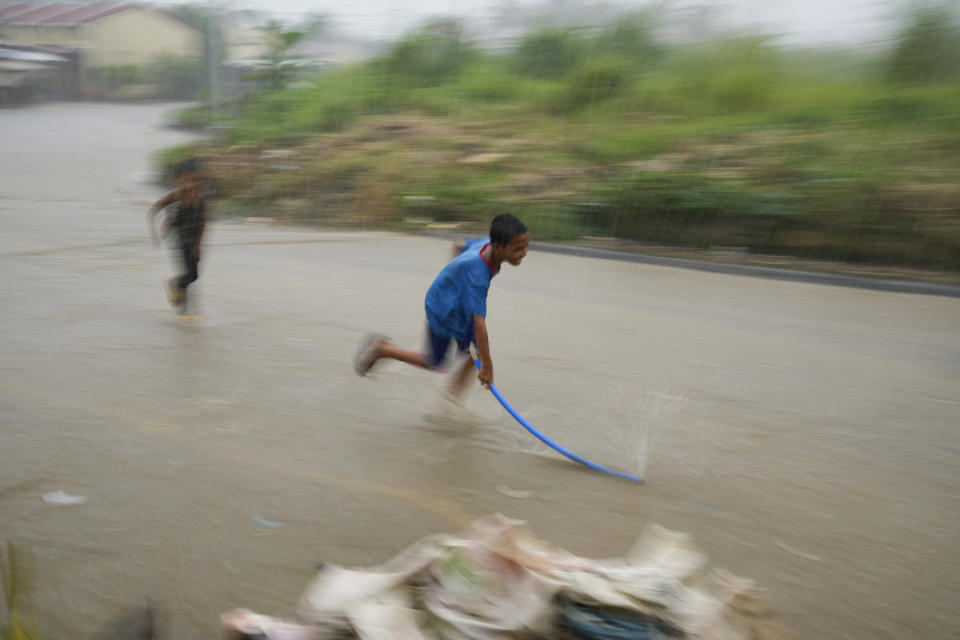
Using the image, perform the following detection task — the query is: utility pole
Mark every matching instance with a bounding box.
[207,9,219,121]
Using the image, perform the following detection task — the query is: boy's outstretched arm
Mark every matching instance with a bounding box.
[474,314,493,387]
[147,190,176,245]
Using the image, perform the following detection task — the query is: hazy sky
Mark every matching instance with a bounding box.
[161,0,898,45]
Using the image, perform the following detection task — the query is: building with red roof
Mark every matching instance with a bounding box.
[0,3,201,67]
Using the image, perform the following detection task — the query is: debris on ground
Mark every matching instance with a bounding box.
[41,490,87,506]
[250,515,285,528]
[221,514,797,640]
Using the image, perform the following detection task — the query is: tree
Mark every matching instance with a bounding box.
[386,20,473,86]
[262,15,327,90]
[595,9,662,62]
[513,28,583,78]
[889,3,960,83]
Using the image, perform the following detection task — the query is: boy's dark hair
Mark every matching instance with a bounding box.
[489,214,527,246]
[174,158,200,178]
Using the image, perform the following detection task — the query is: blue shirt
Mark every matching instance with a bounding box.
[425,238,497,343]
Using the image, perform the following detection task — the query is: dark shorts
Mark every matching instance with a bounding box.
[422,324,472,370]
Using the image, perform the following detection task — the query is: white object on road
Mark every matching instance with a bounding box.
[496,485,535,499]
[251,515,284,528]
[42,490,87,505]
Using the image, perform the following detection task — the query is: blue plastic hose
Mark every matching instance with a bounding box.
[473,358,644,484]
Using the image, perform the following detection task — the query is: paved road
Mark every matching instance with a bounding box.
[2,103,959,640]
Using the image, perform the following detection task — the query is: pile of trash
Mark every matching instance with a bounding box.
[221,515,796,640]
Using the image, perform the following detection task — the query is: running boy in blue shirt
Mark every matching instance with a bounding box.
[354,214,529,400]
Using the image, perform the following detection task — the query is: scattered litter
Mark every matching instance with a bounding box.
[250,515,284,528]
[496,485,534,499]
[222,514,795,640]
[458,152,509,165]
[42,490,86,505]
[560,598,678,639]
[261,149,297,159]
[269,163,301,170]
[221,609,315,640]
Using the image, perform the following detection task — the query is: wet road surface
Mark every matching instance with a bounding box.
[2,103,959,640]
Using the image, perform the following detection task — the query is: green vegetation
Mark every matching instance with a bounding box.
[87,56,205,100]
[513,29,583,78]
[888,2,960,83]
[258,16,328,91]
[387,20,476,86]
[166,7,960,271]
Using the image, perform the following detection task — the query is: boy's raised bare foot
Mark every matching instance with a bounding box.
[354,333,388,377]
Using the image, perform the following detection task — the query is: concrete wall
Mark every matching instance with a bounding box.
[0,24,82,48]
[222,24,272,63]
[82,8,202,67]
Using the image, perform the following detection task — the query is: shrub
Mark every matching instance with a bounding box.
[588,172,801,247]
[549,57,630,114]
[513,29,582,78]
[387,20,474,86]
[671,37,781,115]
[594,10,661,63]
[88,65,143,89]
[889,4,960,83]
[150,55,205,99]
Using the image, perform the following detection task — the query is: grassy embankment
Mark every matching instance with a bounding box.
[162,14,960,272]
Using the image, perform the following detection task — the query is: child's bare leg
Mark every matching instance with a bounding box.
[376,340,431,369]
[448,356,475,400]
[356,335,435,377]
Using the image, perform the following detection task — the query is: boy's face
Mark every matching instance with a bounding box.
[178,171,202,191]
[498,232,530,266]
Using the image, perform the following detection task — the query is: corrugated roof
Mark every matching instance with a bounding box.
[0,4,38,21]
[0,3,139,26]
[1,4,75,24]
[50,3,137,25]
